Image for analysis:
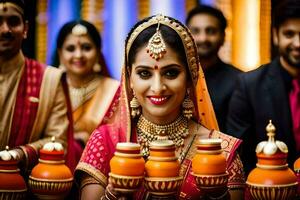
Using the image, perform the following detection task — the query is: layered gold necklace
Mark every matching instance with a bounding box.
[68,74,99,110]
[137,115,189,158]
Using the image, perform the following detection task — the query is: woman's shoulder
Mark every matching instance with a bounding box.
[100,76,120,86]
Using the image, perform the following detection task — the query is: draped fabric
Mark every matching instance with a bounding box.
[8,58,76,172]
[61,74,82,173]
[75,15,245,198]
[9,58,45,147]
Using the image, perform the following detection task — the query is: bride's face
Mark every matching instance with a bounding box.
[130,44,188,124]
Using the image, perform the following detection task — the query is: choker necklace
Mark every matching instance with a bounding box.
[137,115,189,158]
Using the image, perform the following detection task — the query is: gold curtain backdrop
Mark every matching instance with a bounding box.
[36,0,48,64]
[35,0,271,72]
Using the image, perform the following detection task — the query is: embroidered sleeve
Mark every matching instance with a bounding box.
[76,126,116,187]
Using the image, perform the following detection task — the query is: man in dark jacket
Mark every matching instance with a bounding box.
[226,0,300,174]
[186,5,242,131]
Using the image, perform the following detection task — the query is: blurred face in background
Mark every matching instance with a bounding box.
[274,18,300,69]
[0,4,27,60]
[188,13,224,59]
[58,33,98,77]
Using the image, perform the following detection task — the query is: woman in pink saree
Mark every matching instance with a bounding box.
[75,15,245,199]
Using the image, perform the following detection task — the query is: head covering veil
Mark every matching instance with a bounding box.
[116,14,219,142]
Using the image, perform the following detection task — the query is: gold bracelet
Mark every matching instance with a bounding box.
[105,188,117,200]
[100,196,106,200]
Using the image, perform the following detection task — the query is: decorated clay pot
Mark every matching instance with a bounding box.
[144,140,182,196]
[0,146,27,199]
[28,137,73,200]
[191,139,228,198]
[145,140,180,177]
[192,138,226,175]
[109,142,145,193]
[294,157,300,196]
[144,176,183,196]
[247,121,298,200]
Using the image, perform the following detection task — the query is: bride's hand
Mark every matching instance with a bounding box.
[103,177,128,200]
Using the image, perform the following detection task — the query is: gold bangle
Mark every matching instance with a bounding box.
[105,188,117,200]
[100,196,106,200]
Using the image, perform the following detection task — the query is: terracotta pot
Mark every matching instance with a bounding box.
[109,142,144,193]
[246,121,298,200]
[144,176,183,195]
[192,138,226,175]
[247,166,297,200]
[0,149,27,200]
[28,139,73,200]
[191,138,228,197]
[144,140,182,197]
[294,157,300,197]
[192,173,229,189]
[145,140,180,177]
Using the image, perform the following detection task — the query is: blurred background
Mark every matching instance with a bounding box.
[23,0,281,80]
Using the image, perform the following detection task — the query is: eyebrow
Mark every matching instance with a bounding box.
[134,64,182,70]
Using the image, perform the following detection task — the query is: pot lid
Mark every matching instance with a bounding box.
[0,146,17,161]
[256,120,288,155]
[42,136,64,152]
[150,140,175,149]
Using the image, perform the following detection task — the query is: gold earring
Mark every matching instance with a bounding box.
[93,63,102,72]
[130,95,140,118]
[182,89,194,120]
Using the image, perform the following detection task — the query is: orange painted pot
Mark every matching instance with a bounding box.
[145,140,180,177]
[109,143,145,193]
[247,120,298,200]
[0,159,27,199]
[294,157,300,196]
[110,143,145,176]
[247,153,298,200]
[29,148,73,200]
[192,139,226,175]
[144,177,183,195]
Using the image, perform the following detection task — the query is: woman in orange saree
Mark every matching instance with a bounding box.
[75,15,245,200]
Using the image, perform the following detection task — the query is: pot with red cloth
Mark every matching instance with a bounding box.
[0,146,27,199]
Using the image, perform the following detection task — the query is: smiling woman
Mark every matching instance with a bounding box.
[75,15,245,200]
[56,20,119,165]
[130,42,187,124]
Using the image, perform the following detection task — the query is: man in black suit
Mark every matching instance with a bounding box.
[226,0,300,175]
[186,5,242,132]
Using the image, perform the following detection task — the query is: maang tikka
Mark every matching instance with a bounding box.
[146,17,166,60]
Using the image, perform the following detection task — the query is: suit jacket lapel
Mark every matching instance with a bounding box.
[263,59,295,149]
